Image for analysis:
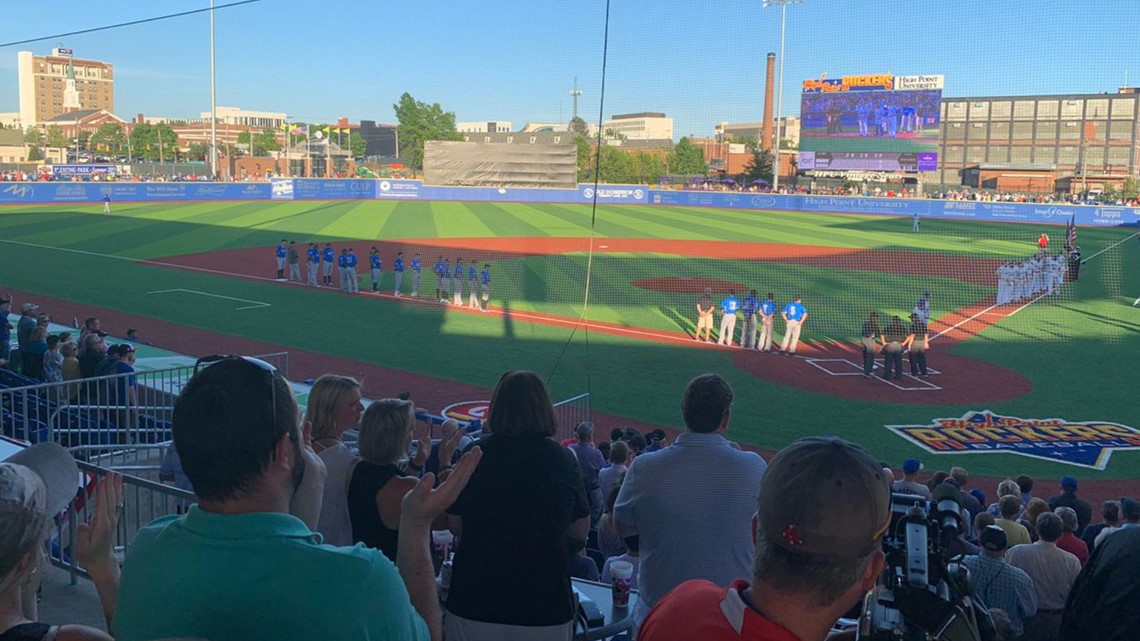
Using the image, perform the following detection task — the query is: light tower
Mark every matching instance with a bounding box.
[569,77,583,123]
[763,0,803,192]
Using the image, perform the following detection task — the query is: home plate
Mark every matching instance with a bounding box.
[599,245,609,249]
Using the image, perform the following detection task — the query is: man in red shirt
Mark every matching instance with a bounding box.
[638,437,890,641]
[1054,506,1089,566]
[1038,233,1050,251]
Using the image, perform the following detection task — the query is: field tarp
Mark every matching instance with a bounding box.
[423,141,578,189]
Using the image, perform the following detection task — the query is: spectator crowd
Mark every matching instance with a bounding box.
[0,332,1137,641]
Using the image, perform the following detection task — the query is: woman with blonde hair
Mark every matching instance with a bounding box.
[987,479,1022,518]
[348,399,464,562]
[302,374,364,546]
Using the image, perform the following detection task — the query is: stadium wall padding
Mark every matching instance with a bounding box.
[1,180,1136,227]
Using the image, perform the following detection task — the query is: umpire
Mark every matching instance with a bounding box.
[859,312,880,377]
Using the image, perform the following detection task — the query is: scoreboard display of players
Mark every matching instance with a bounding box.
[798,74,943,173]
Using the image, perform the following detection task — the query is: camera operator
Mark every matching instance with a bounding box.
[638,436,889,641]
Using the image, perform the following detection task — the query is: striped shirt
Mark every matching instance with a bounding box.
[614,432,766,624]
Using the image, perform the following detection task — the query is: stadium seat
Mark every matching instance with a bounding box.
[136,414,174,443]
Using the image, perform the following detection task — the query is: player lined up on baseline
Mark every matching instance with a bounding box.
[696,288,807,354]
[995,251,1067,305]
[273,242,492,311]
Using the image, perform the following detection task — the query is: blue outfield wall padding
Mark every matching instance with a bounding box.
[2,179,1137,227]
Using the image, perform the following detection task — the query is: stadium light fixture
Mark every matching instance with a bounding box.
[762,0,802,193]
[209,0,218,179]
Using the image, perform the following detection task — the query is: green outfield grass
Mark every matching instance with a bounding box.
[0,199,1135,478]
[800,131,940,154]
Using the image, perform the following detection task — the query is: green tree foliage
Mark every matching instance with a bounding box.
[128,123,179,161]
[45,125,70,149]
[237,129,282,157]
[27,147,43,161]
[89,123,125,155]
[185,142,209,161]
[585,146,666,184]
[23,127,44,147]
[574,135,593,179]
[742,147,775,185]
[392,93,463,170]
[349,131,366,157]
[667,137,708,176]
[569,116,589,136]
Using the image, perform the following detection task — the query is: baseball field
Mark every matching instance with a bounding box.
[0,198,1136,483]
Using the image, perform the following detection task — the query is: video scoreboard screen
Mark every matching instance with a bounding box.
[798,74,943,173]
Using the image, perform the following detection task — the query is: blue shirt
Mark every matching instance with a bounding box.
[434,260,446,276]
[346,254,357,268]
[720,296,739,315]
[454,263,464,278]
[960,555,1037,636]
[338,254,348,268]
[306,248,319,264]
[322,247,335,263]
[783,301,806,321]
[410,257,421,273]
[741,296,759,316]
[481,269,491,285]
[759,299,776,318]
[115,507,429,641]
[370,254,381,269]
[394,257,404,272]
[468,265,477,281]
[276,244,286,258]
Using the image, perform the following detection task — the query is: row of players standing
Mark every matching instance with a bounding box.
[996,251,1068,305]
[695,288,808,354]
[275,241,492,310]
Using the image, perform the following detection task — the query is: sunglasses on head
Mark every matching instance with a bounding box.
[193,355,285,437]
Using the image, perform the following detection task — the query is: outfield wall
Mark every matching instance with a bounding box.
[2,179,1138,227]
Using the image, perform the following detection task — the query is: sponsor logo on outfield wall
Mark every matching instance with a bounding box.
[887,410,1140,470]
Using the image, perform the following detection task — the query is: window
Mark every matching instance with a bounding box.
[1013,122,1035,140]
[1110,98,1135,119]
[1059,100,1083,120]
[1107,120,1133,141]
[529,136,536,143]
[988,146,1010,163]
[969,102,990,120]
[1059,121,1080,140]
[1032,145,1057,164]
[554,136,561,143]
[945,102,967,121]
[990,121,1010,142]
[990,101,1012,119]
[507,136,513,143]
[1036,100,1059,118]
[1086,98,1109,118]
[1057,146,1080,164]
[966,145,987,163]
[1009,146,1032,163]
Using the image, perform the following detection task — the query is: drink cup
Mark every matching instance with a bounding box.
[610,560,633,608]
[431,530,453,570]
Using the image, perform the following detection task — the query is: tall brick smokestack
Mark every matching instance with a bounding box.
[761,52,776,151]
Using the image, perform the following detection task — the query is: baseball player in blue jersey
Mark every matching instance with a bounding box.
[717,291,740,347]
[322,243,335,286]
[337,249,349,292]
[480,263,491,312]
[779,295,808,355]
[434,256,447,302]
[306,243,320,286]
[102,194,111,213]
[438,257,451,303]
[346,249,360,293]
[467,262,479,309]
[453,258,465,306]
[369,247,382,293]
[740,289,760,350]
[275,240,287,280]
[410,253,422,297]
[758,292,777,352]
[393,252,405,296]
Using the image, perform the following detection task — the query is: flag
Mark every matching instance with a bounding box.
[278,123,289,131]
[1067,214,1077,250]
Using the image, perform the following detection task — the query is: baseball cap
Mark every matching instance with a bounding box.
[979,525,1008,552]
[902,458,923,474]
[1,443,79,521]
[1060,475,1078,491]
[759,436,890,559]
[20,303,38,313]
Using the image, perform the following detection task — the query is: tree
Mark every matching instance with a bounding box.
[255,129,280,154]
[27,147,43,161]
[742,147,775,185]
[129,123,178,161]
[569,116,589,136]
[574,135,593,180]
[186,142,209,161]
[732,135,760,151]
[348,131,366,157]
[667,137,708,176]
[89,123,125,156]
[45,125,70,149]
[23,127,44,147]
[392,93,463,170]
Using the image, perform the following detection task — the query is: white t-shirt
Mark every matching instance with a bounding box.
[316,441,358,547]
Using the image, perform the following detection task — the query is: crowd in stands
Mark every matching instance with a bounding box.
[0,170,230,183]
[2,356,1138,641]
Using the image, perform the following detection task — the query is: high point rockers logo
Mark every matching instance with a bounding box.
[442,401,489,423]
[887,410,1140,470]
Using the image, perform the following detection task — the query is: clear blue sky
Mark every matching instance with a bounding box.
[1,0,1137,138]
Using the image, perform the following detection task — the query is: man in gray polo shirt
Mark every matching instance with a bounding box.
[614,373,767,626]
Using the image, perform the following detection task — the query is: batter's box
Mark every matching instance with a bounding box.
[805,358,866,376]
[805,358,944,391]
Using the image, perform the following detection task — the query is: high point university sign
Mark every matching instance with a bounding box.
[888,410,1140,470]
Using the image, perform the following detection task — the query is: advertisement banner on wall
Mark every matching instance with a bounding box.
[270,178,294,200]
[375,180,421,199]
[579,185,647,203]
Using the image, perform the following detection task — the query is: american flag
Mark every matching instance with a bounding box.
[1066,215,1077,250]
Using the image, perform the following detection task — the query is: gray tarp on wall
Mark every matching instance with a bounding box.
[423,141,577,189]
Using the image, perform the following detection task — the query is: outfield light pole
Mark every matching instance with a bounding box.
[763,0,801,193]
[209,0,218,179]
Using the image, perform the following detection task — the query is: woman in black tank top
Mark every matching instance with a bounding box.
[348,399,462,562]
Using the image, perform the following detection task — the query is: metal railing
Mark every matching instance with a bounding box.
[0,352,289,449]
[553,393,591,442]
[51,458,195,585]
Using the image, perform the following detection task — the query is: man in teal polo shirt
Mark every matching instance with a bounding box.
[114,357,482,641]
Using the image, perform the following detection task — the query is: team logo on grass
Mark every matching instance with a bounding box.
[442,401,490,423]
[887,410,1140,470]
